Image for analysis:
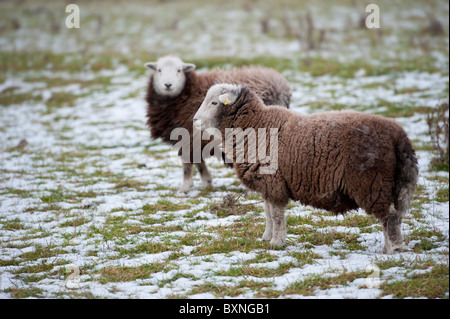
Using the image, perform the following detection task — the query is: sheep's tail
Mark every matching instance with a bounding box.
[393,136,419,214]
[263,92,291,109]
[281,93,291,109]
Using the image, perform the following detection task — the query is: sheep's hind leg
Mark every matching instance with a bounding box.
[269,202,287,248]
[262,200,273,241]
[179,162,193,193]
[195,162,212,188]
[381,204,405,254]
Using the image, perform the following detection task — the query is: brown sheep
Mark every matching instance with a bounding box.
[193,84,419,254]
[145,55,291,193]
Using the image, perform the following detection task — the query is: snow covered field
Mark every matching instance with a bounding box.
[0,0,448,299]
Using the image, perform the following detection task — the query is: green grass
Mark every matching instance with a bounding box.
[122,241,176,256]
[40,188,98,204]
[216,262,296,278]
[375,101,432,118]
[142,200,191,214]
[288,250,322,265]
[112,179,146,192]
[191,235,268,255]
[5,287,45,299]
[206,194,262,217]
[0,51,115,74]
[185,281,245,298]
[290,226,364,250]
[2,218,26,231]
[188,54,445,78]
[406,226,447,253]
[18,245,58,260]
[381,264,449,299]
[435,186,449,202]
[287,271,366,295]
[257,270,369,297]
[98,262,172,284]
[59,217,90,228]
[0,91,42,106]
[0,49,445,87]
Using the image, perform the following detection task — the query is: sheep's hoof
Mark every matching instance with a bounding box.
[201,179,212,188]
[269,237,285,248]
[262,231,272,241]
[382,243,405,254]
[391,244,406,254]
[179,184,192,194]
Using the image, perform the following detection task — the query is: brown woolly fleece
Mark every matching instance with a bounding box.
[145,66,291,162]
[218,86,419,222]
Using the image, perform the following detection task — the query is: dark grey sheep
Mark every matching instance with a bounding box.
[145,55,291,193]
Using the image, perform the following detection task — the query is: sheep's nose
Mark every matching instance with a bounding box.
[165,83,172,89]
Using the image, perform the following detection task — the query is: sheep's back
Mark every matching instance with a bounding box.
[279,111,406,214]
[213,66,291,107]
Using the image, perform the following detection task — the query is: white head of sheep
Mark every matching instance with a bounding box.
[145,55,196,98]
[193,83,241,132]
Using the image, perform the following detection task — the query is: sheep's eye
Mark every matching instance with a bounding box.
[177,69,181,73]
[158,69,161,73]
[211,102,218,106]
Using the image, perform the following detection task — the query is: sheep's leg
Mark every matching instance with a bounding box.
[262,200,273,241]
[195,162,212,188]
[179,162,193,193]
[381,204,405,254]
[269,202,287,248]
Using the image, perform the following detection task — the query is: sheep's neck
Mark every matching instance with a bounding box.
[223,101,265,131]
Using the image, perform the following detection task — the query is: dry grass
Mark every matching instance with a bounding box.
[427,102,449,171]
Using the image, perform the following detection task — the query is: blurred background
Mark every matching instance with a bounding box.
[1,0,448,74]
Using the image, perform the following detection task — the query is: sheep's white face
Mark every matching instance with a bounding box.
[193,84,241,132]
[145,56,196,98]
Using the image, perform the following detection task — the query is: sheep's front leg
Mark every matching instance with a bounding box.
[269,202,287,248]
[262,200,273,241]
[179,162,193,193]
[195,162,212,188]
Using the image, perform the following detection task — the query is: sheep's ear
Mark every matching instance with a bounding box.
[182,63,196,72]
[219,87,240,106]
[144,62,157,70]
[218,94,229,105]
